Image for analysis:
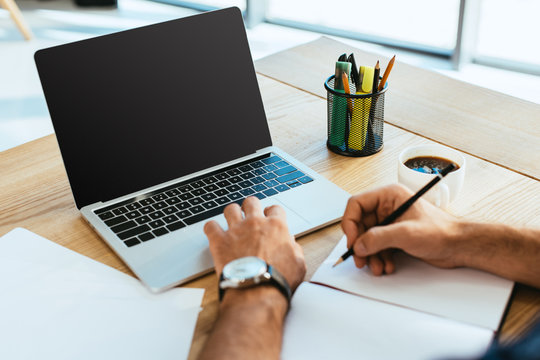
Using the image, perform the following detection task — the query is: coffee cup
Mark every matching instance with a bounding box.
[398,145,466,208]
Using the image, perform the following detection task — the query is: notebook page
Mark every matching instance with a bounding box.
[311,236,513,330]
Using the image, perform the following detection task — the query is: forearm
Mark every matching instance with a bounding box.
[456,222,540,288]
[198,286,288,360]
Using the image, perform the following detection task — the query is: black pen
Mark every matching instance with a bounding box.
[333,163,456,267]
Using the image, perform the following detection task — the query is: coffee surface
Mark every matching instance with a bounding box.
[404,156,459,174]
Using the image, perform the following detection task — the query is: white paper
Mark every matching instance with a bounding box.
[311,236,513,330]
[282,283,494,360]
[0,228,204,360]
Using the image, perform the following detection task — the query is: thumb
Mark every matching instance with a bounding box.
[354,223,410,256]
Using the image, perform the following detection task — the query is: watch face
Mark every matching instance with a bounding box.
[223,256,267,281]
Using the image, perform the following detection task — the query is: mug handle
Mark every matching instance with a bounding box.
[436,183,450,208]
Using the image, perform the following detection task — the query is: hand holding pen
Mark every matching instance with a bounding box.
[335,164,457,273]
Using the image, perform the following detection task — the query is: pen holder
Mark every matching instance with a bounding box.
[324,75,387,157]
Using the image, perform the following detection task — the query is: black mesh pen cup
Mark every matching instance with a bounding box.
[324,75,387,157]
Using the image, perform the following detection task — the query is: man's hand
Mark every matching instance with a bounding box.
[342,184,464,275]
[204,196,306,293]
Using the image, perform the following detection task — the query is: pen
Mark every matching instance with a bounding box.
[341,72,353,114]
[332,162,457,267]
[347,53,360,87]
[372,60,380,94]
[378,55,396,92]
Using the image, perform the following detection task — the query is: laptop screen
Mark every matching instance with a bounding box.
[35,7,272,209]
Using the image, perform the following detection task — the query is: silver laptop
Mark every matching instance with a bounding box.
[34,7,350,292]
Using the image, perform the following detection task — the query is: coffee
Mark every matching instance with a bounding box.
[404,156,459,175]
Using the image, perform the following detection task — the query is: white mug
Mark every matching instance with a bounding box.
[398,145,466,208]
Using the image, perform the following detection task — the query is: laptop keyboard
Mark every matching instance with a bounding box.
[94,153,313,248]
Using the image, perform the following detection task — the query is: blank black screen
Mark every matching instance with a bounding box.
[35,7,272,209]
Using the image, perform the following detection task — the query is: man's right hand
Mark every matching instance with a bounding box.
[341,184,466,275]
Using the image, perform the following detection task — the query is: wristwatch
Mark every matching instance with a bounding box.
[219,256,292,303]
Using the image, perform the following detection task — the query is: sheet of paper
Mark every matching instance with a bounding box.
[311,236,513,330]
[0,228,204,360]
[282,283,494,360]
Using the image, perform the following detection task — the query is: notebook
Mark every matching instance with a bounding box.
[0,228,204,360]
[282,236,514,360]
[33,7,350,292]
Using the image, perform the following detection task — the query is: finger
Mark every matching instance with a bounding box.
[223,203,243,226]
[368,254,384,276]
[353,223,406,257]
[353,255,367,269]
[242,196,263,218]
[380,250,395,274]
[203,220,226,241]
[264,204,287,221]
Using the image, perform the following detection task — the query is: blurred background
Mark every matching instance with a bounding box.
[1,0,539,152]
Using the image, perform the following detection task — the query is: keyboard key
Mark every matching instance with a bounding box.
[254,193,266,200]
[183,199,243,226]
[192,189,206,196]
[167,221,186,232]
[263,164,278,172]
[163,206,177,215]
[189,197,203,206]
[240,172,254,180]
[190,205,205,214]
[264,179,279,188]
[111,220,137,234]
[239,180,253,188]
[112,207,128,216]
[240,188,255,196]
[139,198,155,206]
[149,210,165,219]
[203,176,217,184]
[124,238,140,247]
[153,201,167,210]
[250,161,265,169]
[262,173,277,180]
[287,181,302,188]
[275,160,290,168]
[226,169,241,176]
[191,180,206,189]
[228,176,242,183]
[216,180,231,188]
[125,210,141,219]
[228,192,243,201]
[215,189,229,196]
[263,188,278,197]
[135,215,152,224]
[140,206,154,215]
[239,165,253,172]
[178,185,194,193]
[105,215,127,227]
[215,196,230,205]
[165,196,181,205]
[125,203,142,211]
[215,172,229,180]
[204,184,219,192]
[163,215,178,224]
[252,168,266,176]
[261,155,281,164]
[175,202,191,210]
[227,184,241,192]
[299,176,314,184]
[275,184,290,192]
[139,232,155,242]
[179,193,194,201]
[277,171,304,184]
[176,210,192,218]
[98,211,114,220]
[275,165,296,176]
[252,184,267,192]
[118,224,150,240]
[165,189,180,197]
[251,176,265,184]
[202,193,217,201]
[202,201,218,209]
[152,193,167,202]
[149,219,165,228]
[153,227,169,237]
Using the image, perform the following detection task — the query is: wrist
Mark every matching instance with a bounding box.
[220,285,289,318]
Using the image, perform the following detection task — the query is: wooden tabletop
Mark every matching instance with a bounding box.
[1,37,539,359]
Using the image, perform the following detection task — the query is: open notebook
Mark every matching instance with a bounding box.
[282,236,514,360]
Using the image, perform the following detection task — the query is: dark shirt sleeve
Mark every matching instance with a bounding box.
[477,319,540,360]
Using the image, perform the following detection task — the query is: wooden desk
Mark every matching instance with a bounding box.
[1,37,539,359]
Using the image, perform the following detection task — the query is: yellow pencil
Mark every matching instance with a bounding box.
[378,55,395,92]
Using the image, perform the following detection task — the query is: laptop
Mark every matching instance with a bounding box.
[34,7,350,292]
